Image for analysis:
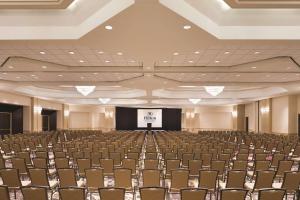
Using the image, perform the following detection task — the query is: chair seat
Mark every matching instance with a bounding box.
[219,181,226,189]
[77,180,84,187]
[272,182,282,189]
[247,171,254,177]
[245,182,254,190]
[21,180,31,186]
[48,168,56,176]
[49,180,58,189]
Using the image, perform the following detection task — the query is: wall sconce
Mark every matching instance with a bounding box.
[186,112,191,119]
[34,106,42,114]
[190,112,195,118]
[232,111,237,117]
[260,107,270,113]
[109,111,113,118]
[64,110,70,117]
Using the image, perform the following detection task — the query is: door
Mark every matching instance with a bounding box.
[245,117,249,132]
[42,115,50,131]
[0,112,12,135]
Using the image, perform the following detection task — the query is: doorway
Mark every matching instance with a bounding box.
[41,109,57,131]
[245,117,249,132]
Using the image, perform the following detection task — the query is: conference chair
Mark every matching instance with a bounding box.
[0,185,10,200]
[220,189,248,200]
[85,168,105,199]
[169,169,189,193]
[139,187,166,200]
[21,186,48,200]
[59,187,86,200]
[99,188,125,200]
[180,188,208,200]
[258,188,286,200]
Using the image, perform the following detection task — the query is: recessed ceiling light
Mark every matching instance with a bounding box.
[251,66,257,69]
[287,67,291,70]
[201,74,206,76]
[98,51,104,54]
[93,72,98,75]
[39,51,46,54]
[215,60,220,63]
[188,60,194,63]
[224,51,230,54]
[2,72,7,75]
[183,25,191,30]
[58,74,63,77]
[105,60,111,63]
[69,51,75,55]
[16,77,20,79]
[41,66,47,69]
[163,61,168,63]
[236,74,241,77]
[173,52,179,56]
[8,66,14,69]
[163,81,167,84]
[194,51,200,54]
[79,60,85,63]
[266,74,271,77]
[179,85,197,88]
[105,25,113,30]
[296,74,300,76]
[254,51,260,54]
[31,74,36,77]
[117,52,123,56]
[129,60,136,63]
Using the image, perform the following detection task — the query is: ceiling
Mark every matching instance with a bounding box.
[0,0,300,107]
[224,0,300,8]
[0,0,74,9]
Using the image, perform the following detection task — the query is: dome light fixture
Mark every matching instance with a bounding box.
[75,86,96,96]
[189,98,201,104]
[99,98,111,104]
[204,86,225,96]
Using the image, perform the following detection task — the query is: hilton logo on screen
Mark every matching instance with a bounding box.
[144,111,157,123]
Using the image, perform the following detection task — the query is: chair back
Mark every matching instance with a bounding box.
[144,159,159,169]
[275,160,293,177]
[58,168,77,187]
[59,187,85,200]
[114,168,132,190]
[109,152,121,166]
[201,153,212,166]
[270,153,284,168]
[22,186,48,200]
[17,152,32,165]
[145,152,157,160]
[32,158,48,169]
[85,168,104,188]
[0,185,9,200]
[91,152,102,166]
[211,160,226,176]
[254,170,275,190]
[12,157,28,174]
[170,169,189,192]
[180,188,207,200]
[77,158,91,176]
[0,168,22,187]
[182,153,193,167]
[254,160,270,171]
[55,158,69,169]
[282,171,300,192]
[226,170,246,188]
[258,189,286,200]
[140,187,166,200]
[122,159,136,175]
[188,160,202,176]
[142,169,161,187]
[99,188,125,200]
[198,170,218,190]
[54,151,66,158]
[220,189,248,200]
[29,168,49,187]
[100,159,114,175]
[232,160,247,170]
[166,159,180,175]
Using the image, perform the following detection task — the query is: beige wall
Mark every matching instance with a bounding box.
[69,105,115,132]
[272,96,289,134]
[245,102,259,132]
[182,106,233,132]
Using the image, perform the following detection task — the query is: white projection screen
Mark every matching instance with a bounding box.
[137,109,162,128]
